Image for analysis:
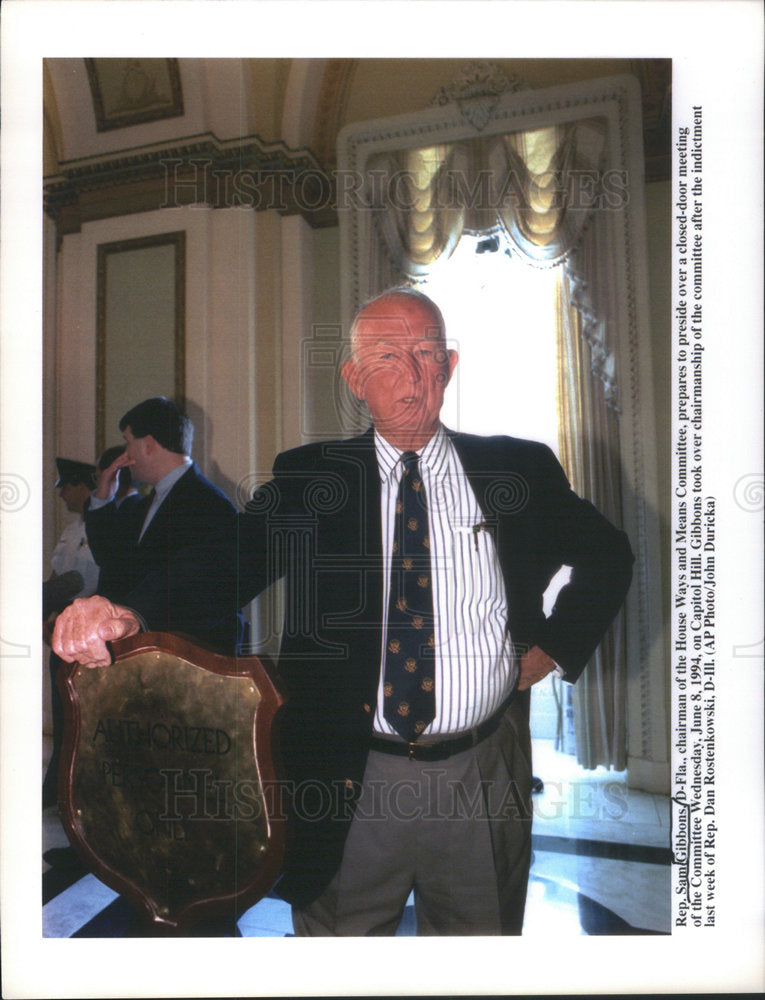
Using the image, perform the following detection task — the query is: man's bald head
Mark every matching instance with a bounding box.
[349,288,446,357]
[342,287,457,451]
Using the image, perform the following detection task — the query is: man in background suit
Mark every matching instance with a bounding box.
[55,292,633,935]
[84,396,242,652]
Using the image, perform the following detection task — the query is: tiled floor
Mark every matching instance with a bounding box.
[42,734,670,937]
[527,739,670,935]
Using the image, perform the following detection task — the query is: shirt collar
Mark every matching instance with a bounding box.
[374,424,449,483]
[153,457,192,501]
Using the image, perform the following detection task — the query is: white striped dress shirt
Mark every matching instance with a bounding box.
[373,426,518,738]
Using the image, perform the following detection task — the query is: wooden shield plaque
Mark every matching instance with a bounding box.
[57,633,286,934]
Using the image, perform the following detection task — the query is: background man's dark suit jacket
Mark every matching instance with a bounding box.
[126,429,634,906]
[84,462,243,651]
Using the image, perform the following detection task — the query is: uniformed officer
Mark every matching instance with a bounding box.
[43,458,100,811]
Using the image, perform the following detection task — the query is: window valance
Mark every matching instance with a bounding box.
[365,117,608,276]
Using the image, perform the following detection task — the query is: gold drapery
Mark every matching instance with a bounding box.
[366,117,608,273]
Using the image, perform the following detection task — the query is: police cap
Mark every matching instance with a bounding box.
[55,458,97,488]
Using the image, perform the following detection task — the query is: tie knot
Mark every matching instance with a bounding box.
[401,452,420,476]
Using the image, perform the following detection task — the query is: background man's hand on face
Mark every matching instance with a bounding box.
[518,645,558,690]
[53,595,140,668]
[95,451,134,501]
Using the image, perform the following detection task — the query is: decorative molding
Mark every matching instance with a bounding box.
[313,59,355,170]
[44,132,337,240]
[430,60,531,132]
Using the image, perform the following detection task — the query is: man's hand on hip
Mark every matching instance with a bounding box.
[53,595,140,668]
[518,645,558,690]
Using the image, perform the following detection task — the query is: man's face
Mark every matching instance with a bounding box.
[58,481,90,514]
[122,427,152,483]
[342,296,458,449]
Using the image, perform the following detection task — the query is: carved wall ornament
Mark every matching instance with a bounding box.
[429,61,531,131]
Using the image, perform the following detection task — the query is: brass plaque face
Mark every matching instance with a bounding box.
[60,638,284,931]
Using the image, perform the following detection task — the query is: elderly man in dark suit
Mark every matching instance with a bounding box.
[55,291,633,935]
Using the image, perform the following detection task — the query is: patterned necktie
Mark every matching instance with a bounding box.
[383,451,436,740]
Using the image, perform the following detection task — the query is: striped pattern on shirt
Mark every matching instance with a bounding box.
[373,426,518,738]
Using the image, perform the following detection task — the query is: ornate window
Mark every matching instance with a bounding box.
[338,68,667,789]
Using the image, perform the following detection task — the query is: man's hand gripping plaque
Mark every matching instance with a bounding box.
[53,595,141,668]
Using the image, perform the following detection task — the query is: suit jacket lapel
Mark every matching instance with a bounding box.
[447,429,496,522]
[137,464,193,548]
[359,428,382,560]
[360,431,384,691]
[130,490,155,547]
[338,428,383,668]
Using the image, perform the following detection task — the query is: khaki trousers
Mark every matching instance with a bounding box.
[292,698,533,936]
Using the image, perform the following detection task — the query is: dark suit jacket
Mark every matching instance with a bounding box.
[84,462,243,652]
[127,429,633,905]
